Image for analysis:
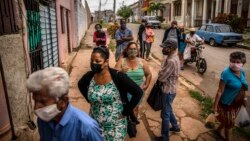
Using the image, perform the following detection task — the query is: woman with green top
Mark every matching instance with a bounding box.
[115,42,152,120]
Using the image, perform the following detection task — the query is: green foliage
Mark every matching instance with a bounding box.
[189,90,213,117]
[233,127,250,140]
[157,16,164,22]
[149,2,165,16]
[117,6,133,20]
[161,23,170,29]
[107,22,119,39]
[214,13,245,33]
[108,39,116,52]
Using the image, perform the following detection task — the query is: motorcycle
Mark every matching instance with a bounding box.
[184,42,207,74]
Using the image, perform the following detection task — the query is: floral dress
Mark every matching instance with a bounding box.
[88,79,127,141]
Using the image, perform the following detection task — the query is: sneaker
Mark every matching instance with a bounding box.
[169,127,180,133]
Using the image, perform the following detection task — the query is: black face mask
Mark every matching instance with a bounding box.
[91,63,103,73]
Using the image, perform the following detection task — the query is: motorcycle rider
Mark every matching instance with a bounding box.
[183,28,204,61]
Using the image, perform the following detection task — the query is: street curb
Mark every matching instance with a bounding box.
[236,43,250,50]
[150,53,206,96]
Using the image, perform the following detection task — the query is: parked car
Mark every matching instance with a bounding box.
[143,16,161,29]
[196,23,243,46]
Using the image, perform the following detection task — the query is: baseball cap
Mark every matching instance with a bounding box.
[160,39,178,49]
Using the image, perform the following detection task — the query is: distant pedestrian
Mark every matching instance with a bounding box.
[145,23,155,61]
[213,51,248,141]
[93,24,107,47]
[183,28,204,60]
[115,42,152,121]
[156,39,180,141]
[162,20,180,45]
[115,19,134,61]
[137,19,146,58]
[78,47,143,141]
[178,24,186,70]
[26,67,103,141]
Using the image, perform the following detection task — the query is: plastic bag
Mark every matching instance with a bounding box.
[235,106,250,127]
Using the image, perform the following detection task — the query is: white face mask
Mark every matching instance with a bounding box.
[229,63,243,71]
[35,104,61,122]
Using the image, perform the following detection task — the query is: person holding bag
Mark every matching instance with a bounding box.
[213,51,248,141]
[155,39,180,141]
[78,47,143,140]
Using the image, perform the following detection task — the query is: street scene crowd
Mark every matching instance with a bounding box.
[26,18,249,141]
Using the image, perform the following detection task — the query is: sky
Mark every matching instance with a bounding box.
[86,0,138,13]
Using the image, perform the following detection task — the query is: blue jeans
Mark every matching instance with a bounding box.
[161,93,178,141]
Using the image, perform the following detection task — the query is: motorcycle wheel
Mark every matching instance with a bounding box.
[197,58,207,74]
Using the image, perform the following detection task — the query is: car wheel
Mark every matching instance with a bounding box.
[209,39,216,47]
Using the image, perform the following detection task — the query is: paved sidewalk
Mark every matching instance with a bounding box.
[67,24,248,141]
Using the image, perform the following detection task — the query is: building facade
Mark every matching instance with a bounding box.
[94,10,115,22]
[139,0,250,27]
[0,0,91,140]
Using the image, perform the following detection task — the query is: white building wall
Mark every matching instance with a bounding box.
[75,0,88,46]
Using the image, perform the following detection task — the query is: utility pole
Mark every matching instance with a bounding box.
[98,0,101,22]
[113,0,116,22]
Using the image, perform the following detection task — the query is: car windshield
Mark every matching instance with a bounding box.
[215,25,233,32]
[148,17,156,20]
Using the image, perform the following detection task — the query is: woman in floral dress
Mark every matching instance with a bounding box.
[78,47,143,141]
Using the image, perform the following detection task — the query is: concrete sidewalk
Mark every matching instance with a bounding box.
[67,24,248,141]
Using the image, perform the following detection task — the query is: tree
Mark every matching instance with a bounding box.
[149,2,165,16]
[117,6,133,20]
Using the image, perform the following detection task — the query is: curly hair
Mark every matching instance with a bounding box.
[230,51,246,64]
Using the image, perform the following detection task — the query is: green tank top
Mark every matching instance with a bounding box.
[122,58,145,85]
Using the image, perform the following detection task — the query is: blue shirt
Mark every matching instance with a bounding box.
[115,28,133,54]
[37,104,104,141]
[220,67,248,105]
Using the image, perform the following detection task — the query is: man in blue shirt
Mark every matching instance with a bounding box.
[115,19,134,61]
[26,67,103,141]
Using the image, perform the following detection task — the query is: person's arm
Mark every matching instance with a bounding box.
[114,58,123,71]
[141,59,152,91]
[78,72,93,103]
[84,126,104,141]
[213,80,225,113]
[195,34,204,43]
[115,30,123,43]
[158,60,175,83]
[162,29,168,43]
[122,30,134,41]
[93,32,97,43]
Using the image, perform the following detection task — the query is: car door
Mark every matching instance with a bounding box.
[196,25,206,41]
[204,25,214,41]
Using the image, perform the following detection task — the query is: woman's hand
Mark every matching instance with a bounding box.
[140,84,148,91]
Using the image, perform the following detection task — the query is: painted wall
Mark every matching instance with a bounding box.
[0,1,39,140]
[75,0,88,46]
[56,0,76,66]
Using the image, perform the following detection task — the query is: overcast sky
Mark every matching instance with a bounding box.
[86,0,138,13]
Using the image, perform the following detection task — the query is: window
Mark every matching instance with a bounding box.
[206,26,213,32]
[215,25,233,33]
[60,7,65,33]
[200,25,206,30]
[174,2,181,16]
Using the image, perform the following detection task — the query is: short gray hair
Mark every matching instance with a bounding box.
[26,67,69,98]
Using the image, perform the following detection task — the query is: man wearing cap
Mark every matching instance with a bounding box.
[156,39,180,141]
[162,21,180,46]
[183,28,204,60]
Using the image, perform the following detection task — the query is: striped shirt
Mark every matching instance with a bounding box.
[158,54,180,94]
